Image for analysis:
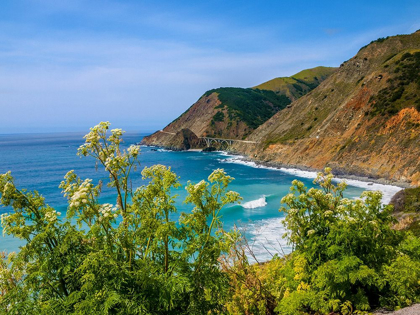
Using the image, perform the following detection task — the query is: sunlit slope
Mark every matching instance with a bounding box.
[239,31,420,185]
[254,66,337,101]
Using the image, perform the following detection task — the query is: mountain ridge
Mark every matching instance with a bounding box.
[235,31,420,186]
[142,31,420,186]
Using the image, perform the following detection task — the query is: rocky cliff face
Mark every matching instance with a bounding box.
[234,31,420,186]
[141,88,289,149]
[142,31,420,186]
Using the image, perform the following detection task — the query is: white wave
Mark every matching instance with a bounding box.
[241,217,292,263]
[333,178,402,204]
[242,196,267,209]
[220,155,402,204]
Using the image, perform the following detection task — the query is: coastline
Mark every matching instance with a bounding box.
[218,152,406,205]
[142,144,407,204]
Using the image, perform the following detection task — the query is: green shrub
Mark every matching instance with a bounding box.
[369,51,420,117]
[213,111,225,122]
[274,168,420,313]
[0,122,241,314]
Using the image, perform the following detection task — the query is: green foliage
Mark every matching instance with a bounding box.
[392,187,420,213]
[205,87,291,129]
[369,51,420,116]
[2,125,420,314]
[254,66,336,100]
[273,168,420,313]
[212,111,225,122]
[0,122,241,314]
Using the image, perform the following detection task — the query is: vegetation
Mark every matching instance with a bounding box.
[359,36,391,51]
[254,66,336,101]
[391,187,420,236]
[369,51,420,116]
[213,111,225,122]
[0,122,241,314]
[205,88,291,129]
[1,124,420,314]
[224,170,420,314]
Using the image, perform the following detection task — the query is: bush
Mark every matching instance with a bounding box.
[273,169,420,313]
[0,122,241,314]
[206,87,291,129]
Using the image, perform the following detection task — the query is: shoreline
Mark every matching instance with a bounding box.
[142,144,407,204]
[217,152,405,205]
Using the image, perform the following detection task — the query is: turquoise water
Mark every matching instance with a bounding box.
[0,132,369,260]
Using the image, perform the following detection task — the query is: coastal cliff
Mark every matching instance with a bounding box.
[141,67,334,149]
[142,31,420,186]
[237,31,420,186]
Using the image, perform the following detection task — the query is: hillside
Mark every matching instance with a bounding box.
[141,67,333,149]
[235,31,420,186]
[254,66,337,101]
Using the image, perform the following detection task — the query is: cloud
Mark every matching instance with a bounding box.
[1,1,419,133]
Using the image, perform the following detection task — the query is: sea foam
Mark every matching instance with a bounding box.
[220,154,402,204]
[242,196,267,209]
[241,217,292,262]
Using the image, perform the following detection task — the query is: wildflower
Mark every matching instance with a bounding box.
[324,210,333,217]
[127,145,140,157]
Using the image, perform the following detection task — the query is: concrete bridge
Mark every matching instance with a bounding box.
[157,130,258,149]
[199,137,258,149]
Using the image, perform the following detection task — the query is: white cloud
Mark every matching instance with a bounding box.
[0,1,418,133]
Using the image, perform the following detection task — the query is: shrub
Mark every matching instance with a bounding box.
[274,168,420,313]
[0,122,241,314]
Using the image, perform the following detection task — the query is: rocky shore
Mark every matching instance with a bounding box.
[374,304,420,315]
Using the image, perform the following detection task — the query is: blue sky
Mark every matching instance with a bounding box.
[0,0,419,133]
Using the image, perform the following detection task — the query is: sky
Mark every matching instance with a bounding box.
[0,0,419,133]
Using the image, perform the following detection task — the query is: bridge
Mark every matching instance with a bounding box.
[157,130,258,149]
[199,137,258,149]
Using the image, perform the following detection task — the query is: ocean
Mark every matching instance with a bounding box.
[0,132,402,261]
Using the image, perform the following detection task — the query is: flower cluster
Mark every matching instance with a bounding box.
[105,155,128,171]
[68,179,93,208]
[323,210,333,217]
[44,209,61,223]
[127,145,140,157]
[98,203,118,221]
[108,128,124,144]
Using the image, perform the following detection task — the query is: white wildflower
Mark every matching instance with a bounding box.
[324,210,333,217]
[127,145,140,157]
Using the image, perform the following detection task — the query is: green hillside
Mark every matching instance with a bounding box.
[204,87,291,129]
[254,66,337,100]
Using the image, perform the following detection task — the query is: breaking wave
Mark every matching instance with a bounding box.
[242,196,267,209]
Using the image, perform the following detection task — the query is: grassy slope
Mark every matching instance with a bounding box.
[254,66,337,100]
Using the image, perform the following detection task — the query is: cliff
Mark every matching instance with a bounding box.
[235,31,420,186]
[141,67,333,149]
[142,31,420,186]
